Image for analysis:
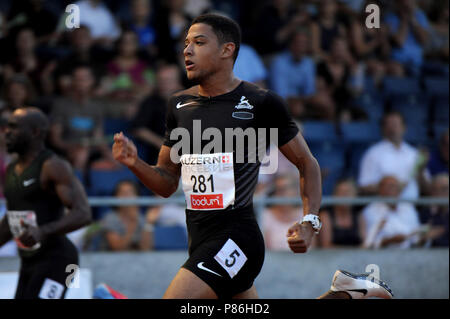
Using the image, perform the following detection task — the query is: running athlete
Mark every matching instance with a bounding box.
[0,107,92,299]
[113,14,393,299]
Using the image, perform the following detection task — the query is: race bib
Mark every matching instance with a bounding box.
[181,152,235,210]
[39,278,65,299]
[214,238,248,278]
[6,210,41,251]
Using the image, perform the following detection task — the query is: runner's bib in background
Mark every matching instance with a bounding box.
[6,210,41,251]
[181,153,235,210]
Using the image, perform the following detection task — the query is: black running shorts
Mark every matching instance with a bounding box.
[182,206,265,299]
[15,240,79,299]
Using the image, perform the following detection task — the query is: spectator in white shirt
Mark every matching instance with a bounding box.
[75,0,121,47]
[362,175,421,249]
[358,110,429,199]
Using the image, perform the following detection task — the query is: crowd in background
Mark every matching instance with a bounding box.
[0,0,448,254]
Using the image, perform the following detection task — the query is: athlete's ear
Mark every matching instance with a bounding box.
[221,42,236,60]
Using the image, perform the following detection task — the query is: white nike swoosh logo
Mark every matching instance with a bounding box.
[197,262,222,277]
[176,101,197,109]
[23,179,36,187]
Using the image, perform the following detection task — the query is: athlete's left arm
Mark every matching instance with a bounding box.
[279,132,322,253]
[43,157,92,233]
[19,157,92,246]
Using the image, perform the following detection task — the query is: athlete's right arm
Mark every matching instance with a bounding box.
[112,132,181,198]
[0,216,12,247]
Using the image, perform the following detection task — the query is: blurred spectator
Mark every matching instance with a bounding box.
[337,0,366,14]
[256,143,299,195]
[125,0,173,63]
[318,179,363,248]
[418,173,449,247]
[384,0,430,76]
[358,110,429,199]
[233,43,267,86]
[130,64,183,165]
[310,0,348,59]
[252,0,308,56]
[269,29,321,119]
[349,1,390,85]
[2,27,54,95]
[6,0,58,43]
[425,0,449,64]
[49,65,112,171]
[185,0,212,18]
[0,74,37,118]
[261,174,303,251]
[123,0,179,64]
[427,129,449,177]
[362,175,421,249]
[127,0,157,51]
[316,36,367,122]
[166,0,192,53]
[103,30,155,101]
[100,180,153,251]
[53,25,108,96]
[145,184,186,229]
[74,0,121,47]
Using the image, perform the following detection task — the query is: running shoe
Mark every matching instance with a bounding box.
[330,269,394,299]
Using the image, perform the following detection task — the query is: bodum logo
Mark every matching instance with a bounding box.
[191,194,224,209]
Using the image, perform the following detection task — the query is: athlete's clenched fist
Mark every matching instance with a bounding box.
[286,222,314,253]
[112,132,138,167]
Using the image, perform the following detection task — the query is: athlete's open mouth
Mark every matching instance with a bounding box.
[185,60,195,70]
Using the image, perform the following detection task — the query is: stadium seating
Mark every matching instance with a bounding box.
[301,122,345,195]
[404,124,429,147]
[103,118,132,137]
[351,91,384,124]
[424,77,449,98]
[432,124,449,142]
[390,94,429,126]
[88,167,139,196]
[424,76,449,127]
[153,225,188,250]
[340,122,381,178]
[382,76,421,98]
[432,99,449,125]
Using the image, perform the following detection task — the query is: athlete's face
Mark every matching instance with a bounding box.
[5,110,33,154]
[183,23,224,82]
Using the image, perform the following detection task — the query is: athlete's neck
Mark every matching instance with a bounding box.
[17,144,45,168]
[198,73,241,98]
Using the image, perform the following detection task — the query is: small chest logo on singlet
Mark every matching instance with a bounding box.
[23,178,36,187]
[233,96,254,120]
[234,96,253,109]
